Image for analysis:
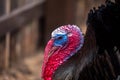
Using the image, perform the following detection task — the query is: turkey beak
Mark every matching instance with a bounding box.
[48,38,59,57]
[49,46,59,57]
[44,39,59,58]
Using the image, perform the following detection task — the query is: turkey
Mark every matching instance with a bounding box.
[42,0,120,80]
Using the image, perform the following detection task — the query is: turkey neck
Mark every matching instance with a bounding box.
[53,26,97,80]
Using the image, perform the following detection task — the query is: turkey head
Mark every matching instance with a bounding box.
[42,25,84,80]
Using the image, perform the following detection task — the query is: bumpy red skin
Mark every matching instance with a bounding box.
[42,25,83,80]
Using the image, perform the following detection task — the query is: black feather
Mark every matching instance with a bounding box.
[80,0,120,79]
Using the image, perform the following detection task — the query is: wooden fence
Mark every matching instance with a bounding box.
[0,0,45,72]
[0,0,106,74]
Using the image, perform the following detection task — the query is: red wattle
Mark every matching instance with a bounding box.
[42,39,54,78]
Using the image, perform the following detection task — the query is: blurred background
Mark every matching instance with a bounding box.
[0,0,105,80]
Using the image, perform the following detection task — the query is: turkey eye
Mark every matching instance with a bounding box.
[57,36,63,40]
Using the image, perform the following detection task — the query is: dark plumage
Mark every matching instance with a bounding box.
[79,0,120,79]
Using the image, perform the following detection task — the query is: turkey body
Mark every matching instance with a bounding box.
[42,0,120,80]
[78,1,120,79]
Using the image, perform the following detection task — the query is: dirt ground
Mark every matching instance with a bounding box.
[0,50,44,80]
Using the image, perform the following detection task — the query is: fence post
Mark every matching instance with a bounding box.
[4,0,11,71]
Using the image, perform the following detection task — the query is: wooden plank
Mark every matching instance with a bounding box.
[0,0,5,16]
[9,29,20,65]
[0,0,45,36]
[4,33,10,70]
[115,0,120,3]
[18,0,25,7]
[4,0,11,71]
[21,20,39,56]
[5,0,11,14]
[10,0,18,11]
[0,36,6,71]
[45,0,78,43]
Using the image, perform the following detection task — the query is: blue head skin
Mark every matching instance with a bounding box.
[53,33,68,47]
